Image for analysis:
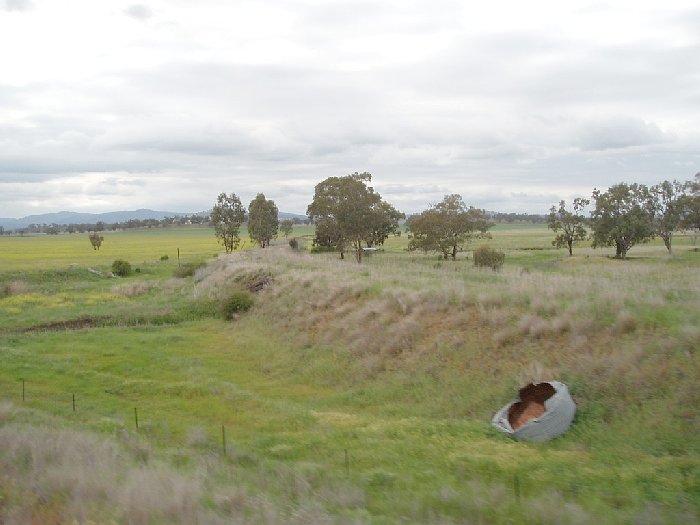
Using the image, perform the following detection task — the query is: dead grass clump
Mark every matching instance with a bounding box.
[550,315,572,334]
[318,482,366,510]
[120,468,202,525]
[612,310,637,334]
[526,489,591,525]
[479,305,512,329]
[678,324,700,355]
[354,354,386,379]
[186,426,209,447]
[112,281,157,297]
[568,334,589,352]
[214,487,256,516]
[234,269,273,293]
[516,361,558,387]
[173,261,206,278]
[518,314,553,339]
[161,278,186,294]
[0,422,219,524]
[478,293,503,309]
[530,296,559,317]
[493,327,520,348]
[0,402,14,423]
[384,290,420,315]
[0,280,32,298]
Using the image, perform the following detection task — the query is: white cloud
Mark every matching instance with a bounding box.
[124,4,153,20]
[1,0,33,12]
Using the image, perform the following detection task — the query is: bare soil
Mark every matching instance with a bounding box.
[23,317,109,333]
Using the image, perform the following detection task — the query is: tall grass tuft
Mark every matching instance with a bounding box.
[0,280,32,298]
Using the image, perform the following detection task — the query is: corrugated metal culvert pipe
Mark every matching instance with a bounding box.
[492,381,576,442]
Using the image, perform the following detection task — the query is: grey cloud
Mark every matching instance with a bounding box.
[670,7,700,35]
[0,142,169,182]
[101,176,147,188]
[116,137,250,157]
[125,61,388,120]
[300,0,463,40]
[529,43,700,112]
[395,31,700,120]
[2,2,699,218]
[124,4,153,20]
[1,0,33,12]
[576,117,673,151]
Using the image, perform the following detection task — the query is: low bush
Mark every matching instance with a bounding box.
[473,246,505,270]
[220,290,254,319]
[111,259,133,277]
[173,262,205,278]
[310,245,336,253]
[234,269,273,293]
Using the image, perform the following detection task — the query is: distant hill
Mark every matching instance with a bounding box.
[0,209,308,230]
[0,209,187,230]
[278,211,307,221]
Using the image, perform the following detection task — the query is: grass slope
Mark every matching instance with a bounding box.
[0,227,698,524]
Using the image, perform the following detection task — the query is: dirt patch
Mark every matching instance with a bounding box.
[23,317,110,333]
[508,382,556,430]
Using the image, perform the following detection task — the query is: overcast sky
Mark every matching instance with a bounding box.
[1,0,699,217]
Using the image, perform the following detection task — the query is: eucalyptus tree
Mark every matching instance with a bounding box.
[279,219,294,238]
[211,192,245,253]
[649,180,685,254]
[407,194,493,260]
[590,183,655,259]
[366,201,405,248]
[307,172,403,263]
[679,173,700,244]
[248,193,279,248]
[547,198,590,256]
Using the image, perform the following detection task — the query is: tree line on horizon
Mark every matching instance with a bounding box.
[204,171,700,263]
[3,172,698,264]
[0,212,307,237]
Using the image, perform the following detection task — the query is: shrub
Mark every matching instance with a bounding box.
[234,269,273,293]
[473,246,505,270]
[160,254,169,261]
[112,260,133,277]
[173,262,205,278]
[220,290,254,319]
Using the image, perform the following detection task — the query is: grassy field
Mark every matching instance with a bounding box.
[0,226,698,524]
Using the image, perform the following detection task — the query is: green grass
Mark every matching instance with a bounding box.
[0,226,698,524]
[0,227,222,272]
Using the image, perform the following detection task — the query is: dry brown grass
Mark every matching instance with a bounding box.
[111,280,158,297]
[191,246,700,422]
[0,280,32,298]
[0,420,204,524]
[0,405,370,525]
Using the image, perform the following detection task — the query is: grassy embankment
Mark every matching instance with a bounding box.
[0,226,698,524]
